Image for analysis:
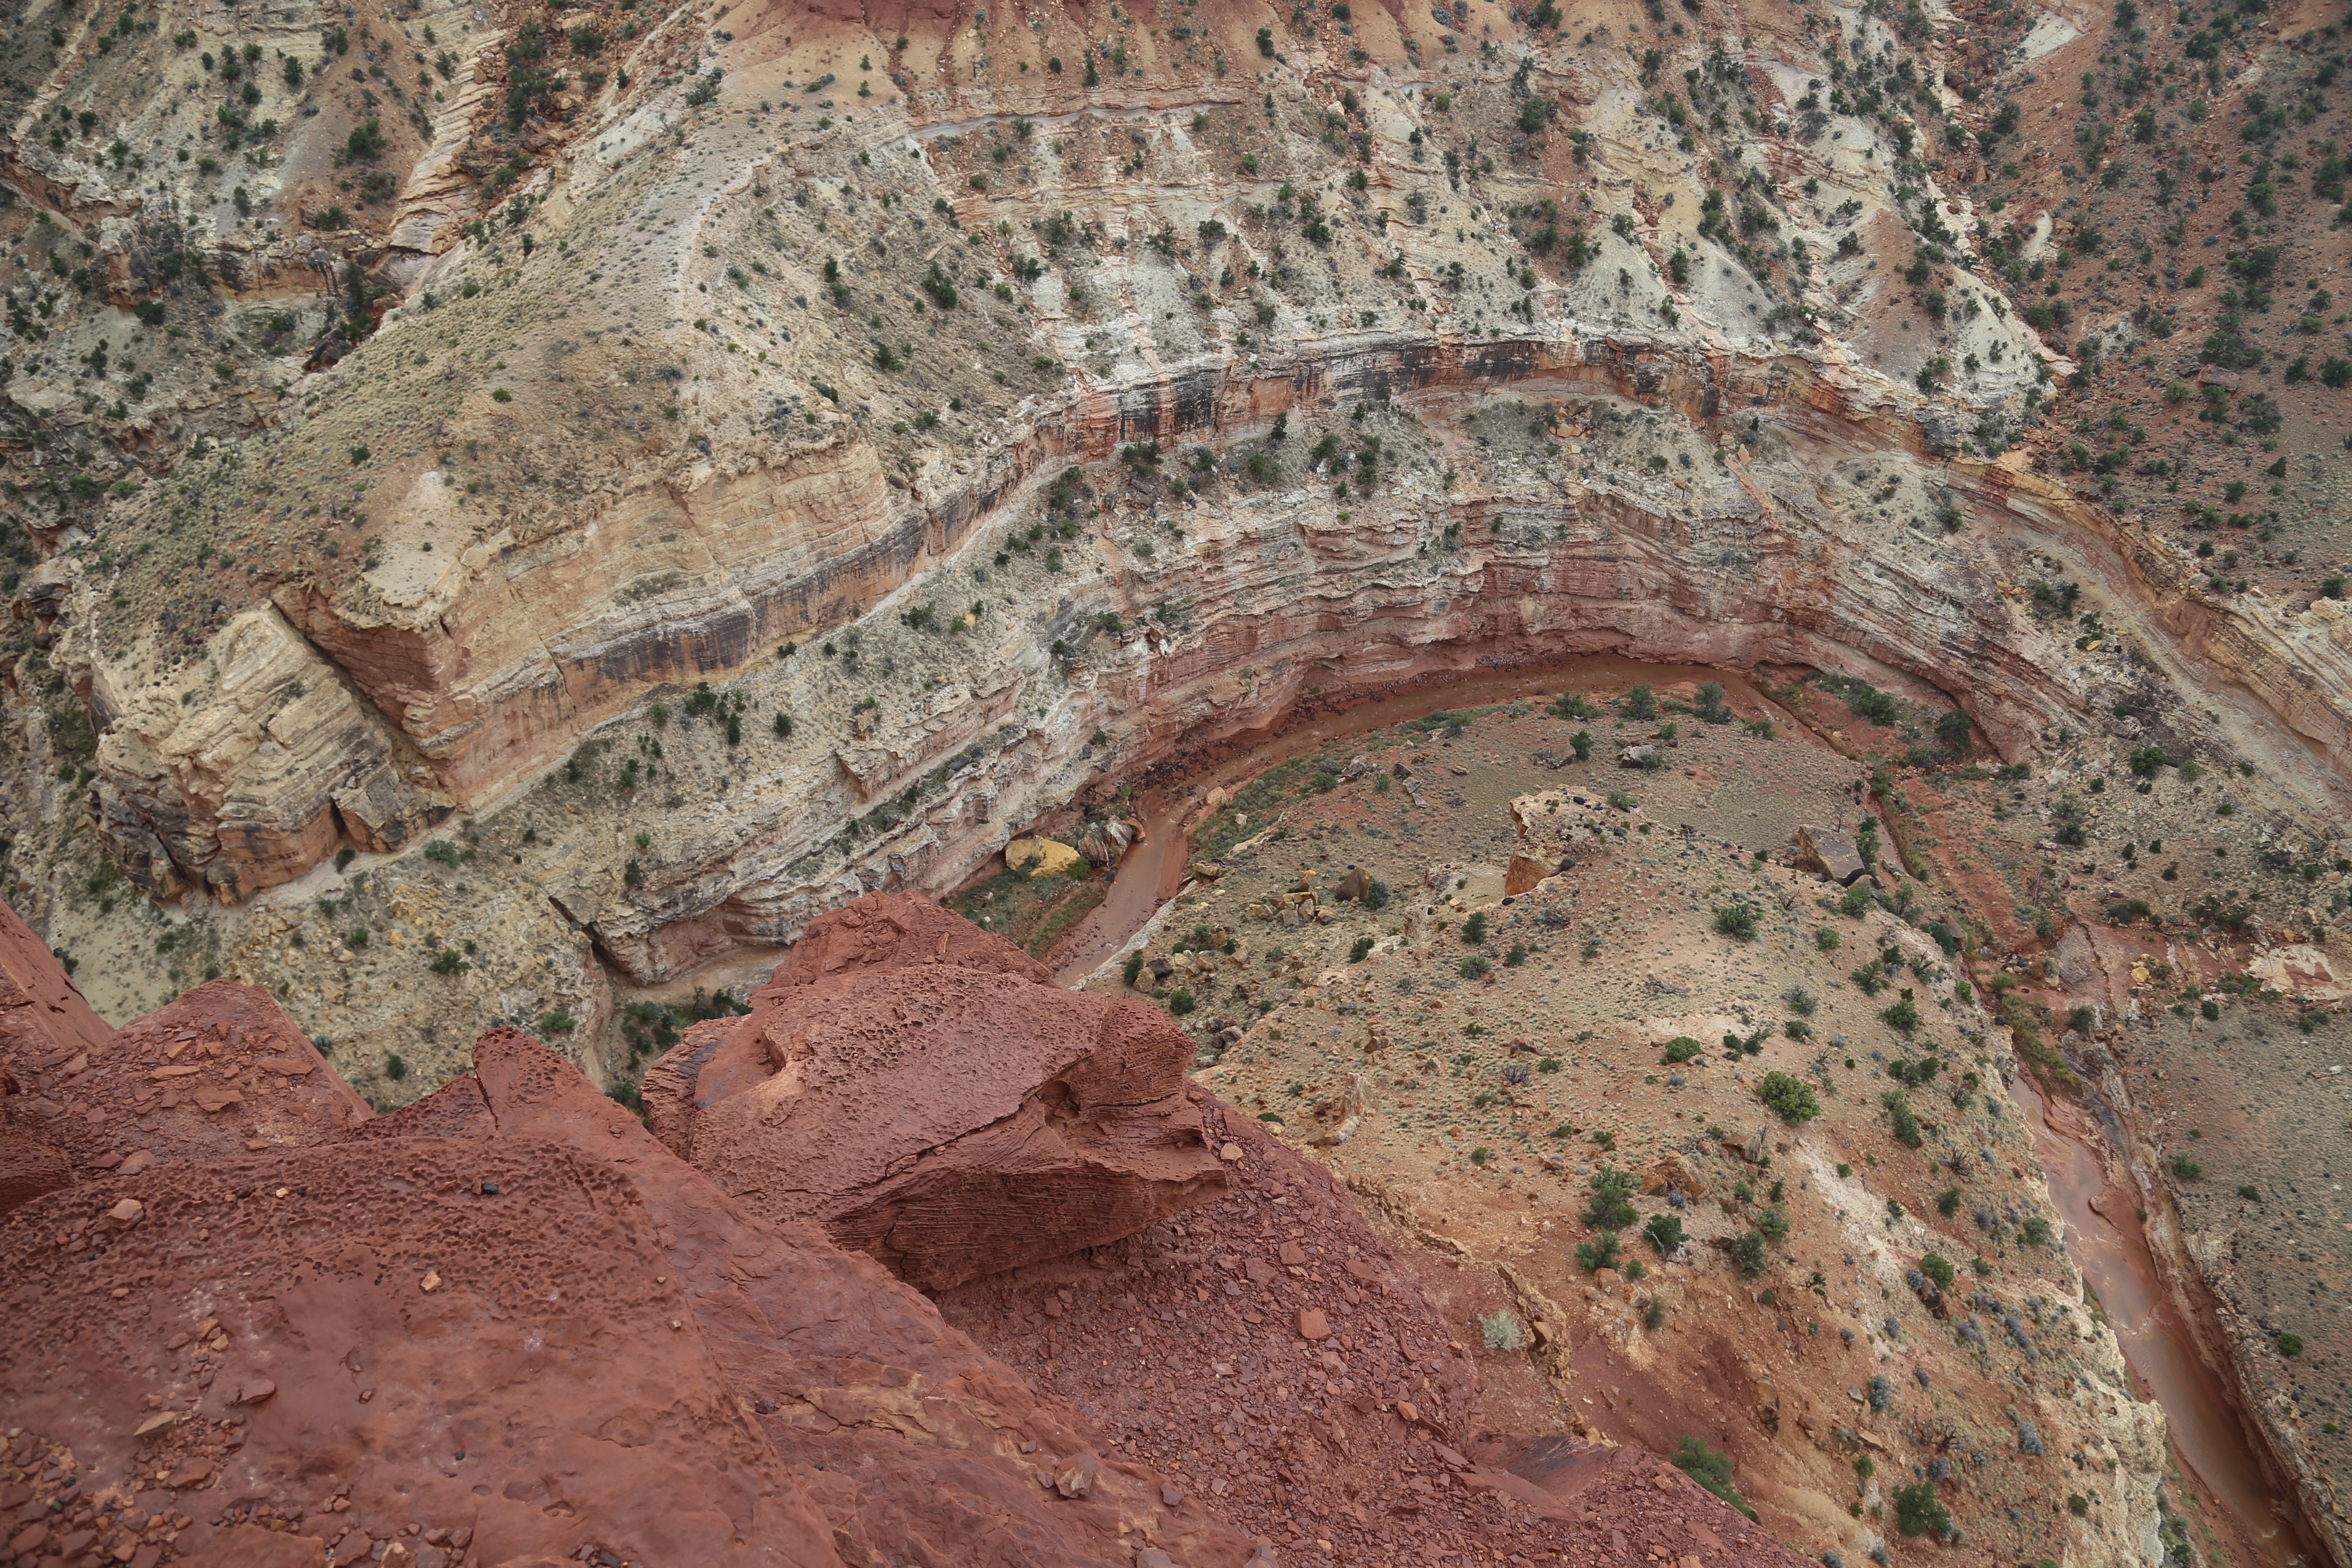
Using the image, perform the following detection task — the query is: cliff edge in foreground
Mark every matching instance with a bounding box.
[0,892,1803,1567]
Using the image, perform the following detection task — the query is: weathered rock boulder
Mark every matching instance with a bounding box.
[1005,835,1082,877]
[653,894,1228,1290]
[1504,852,1555,897]
[1798,824,1869,886]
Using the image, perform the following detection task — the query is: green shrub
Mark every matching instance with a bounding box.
[1462,911,1489,944]
[1758,1071,1820,1124]
[2279,1332,2303,1356]
[1728,1231,1766,1276]
[1169,987,1197,1016]
[1816,926,1841,950]
[1882,1091,1923,1147]
[384,1052,407,1081]
[1623,683,1658,719]
[1920,1252,1956,1289]
[1123,950,1145,986]
[2170,1154,2202,1180]
[1479,1311,1525,1351]
[538,1009,577,1035]
[1673,1436,1753,1518]
[1583,1167,1637,1231]
[1349,936,1375,962]
[1644,1213,1685,1254]
[1881,991,1920,1034]
[1893,1482,1952,1537]
[1575,1231,1622,1272]
[1662,1035,1703,1063]
[1755,1205,1789,1242]
[1838,883,1875,919]
[1459,955,1491,979]
[1714,904,1758,941]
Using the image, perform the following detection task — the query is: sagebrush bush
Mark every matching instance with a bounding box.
[1479,1311,1524,1351]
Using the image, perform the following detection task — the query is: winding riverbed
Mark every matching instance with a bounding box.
[2013,1075,2315,1566]
[1058,660,2322,1567]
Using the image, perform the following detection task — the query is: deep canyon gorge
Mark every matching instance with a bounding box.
[3,0,2350,1558]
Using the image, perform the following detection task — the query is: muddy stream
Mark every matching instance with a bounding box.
[1049,658,2318,1566]
[2013,1075,2313,1565]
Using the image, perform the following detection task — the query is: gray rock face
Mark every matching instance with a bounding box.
[1799,825,1869,886]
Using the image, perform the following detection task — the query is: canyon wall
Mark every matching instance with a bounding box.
[50,318,2352,933]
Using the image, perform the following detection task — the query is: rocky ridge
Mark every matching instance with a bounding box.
[0,890,1807,1567]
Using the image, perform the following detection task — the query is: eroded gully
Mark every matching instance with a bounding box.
[2012,1074,2315,1566]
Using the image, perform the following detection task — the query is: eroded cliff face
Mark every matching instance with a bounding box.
[0,0,2343,1087]
[3,0,2346,1557]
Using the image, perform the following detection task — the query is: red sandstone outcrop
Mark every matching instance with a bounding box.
[0,896,125,1213]
[0,918,1266,1568]
[0,979,371,1176]
[0,893,111,1063]
[647,893,1230,1289]
[0,897,1805,1565]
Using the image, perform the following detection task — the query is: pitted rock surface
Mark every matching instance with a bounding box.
[0,979,370,1174]
[656,895,1228,1289]
[0,927,1270,1568]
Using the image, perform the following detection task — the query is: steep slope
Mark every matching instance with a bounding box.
[0,894,1802,1566]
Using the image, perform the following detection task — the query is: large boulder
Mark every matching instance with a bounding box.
[650,893,1228,1289]
[1797,824,1868,886]
[1004,835,1082,877]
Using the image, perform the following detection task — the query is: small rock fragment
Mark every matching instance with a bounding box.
[1296,1308,1330,1341]
[1052,1451,1098,1498]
